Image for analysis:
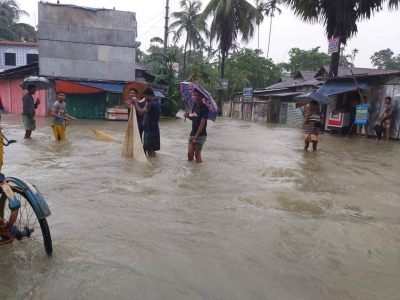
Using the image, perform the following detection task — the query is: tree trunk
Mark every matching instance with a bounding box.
[183,37,188,77]
[329,52,340,77]
[218,50,226,116]
[188,44,192,70]
[329,28,342,77]
[267,16,273,59]
[258,24,260,50]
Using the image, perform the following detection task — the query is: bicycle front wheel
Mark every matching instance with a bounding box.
[0,183,52,255]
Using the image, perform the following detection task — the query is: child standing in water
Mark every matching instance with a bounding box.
[304,100,324,151]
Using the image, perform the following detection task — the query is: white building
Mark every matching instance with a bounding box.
[0,41,39,72]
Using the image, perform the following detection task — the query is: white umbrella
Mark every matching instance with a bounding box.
[20,76,53,90]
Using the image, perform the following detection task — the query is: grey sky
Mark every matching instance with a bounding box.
[19,0,400,68]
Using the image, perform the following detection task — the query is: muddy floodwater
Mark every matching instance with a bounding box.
[0,113,399,300]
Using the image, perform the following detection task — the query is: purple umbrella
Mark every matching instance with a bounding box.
[180,82,218,121]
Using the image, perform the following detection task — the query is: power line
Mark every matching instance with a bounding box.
[137,16,164,39]
[138,11,164,27]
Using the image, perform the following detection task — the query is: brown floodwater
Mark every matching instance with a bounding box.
[0,112,399,300]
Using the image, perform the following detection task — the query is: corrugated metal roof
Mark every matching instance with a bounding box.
[295,71,317,80]
[73,81,125,93]
[318,78,372,96]
[316,65,400,78]
[135,62,149,71]
[0,41,38,46]
[269,92,303,97]
[68,80,166,97]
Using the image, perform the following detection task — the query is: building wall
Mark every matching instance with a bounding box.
[0,79,46,116]
[225,101,270,123]
[223,102,232,117]
[38,2,137,82]
[253,102,268,122]
[370,84,400,139]
[0,44,38,68]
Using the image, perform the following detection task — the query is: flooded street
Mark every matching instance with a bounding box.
[0,113,399,300]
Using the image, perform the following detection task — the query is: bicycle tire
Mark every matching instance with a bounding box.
[0,184,53,255]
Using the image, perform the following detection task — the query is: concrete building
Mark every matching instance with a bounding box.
[38,2,137,82]
[0,41,38,72]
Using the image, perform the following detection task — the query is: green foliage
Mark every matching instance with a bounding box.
[281,47,331,75]
[339,47,358,68]
[144,39,182,117]
[170,0,208,78]
[370,48,400,70]
[224,48,281,97]
[282,0,399,75]
[188,50,219,84]
[0,0,36,41]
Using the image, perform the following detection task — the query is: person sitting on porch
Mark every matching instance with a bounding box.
[304,100,324,151]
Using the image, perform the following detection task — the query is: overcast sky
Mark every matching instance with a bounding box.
[19,0,400,68]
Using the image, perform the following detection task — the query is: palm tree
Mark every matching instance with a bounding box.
[199,0,262,112]
[145,38,182,117]
[264,0,282,59]
[170,0,207,77]
[283,0,399,77]
[0,0,31,41]
[255,0,266,50]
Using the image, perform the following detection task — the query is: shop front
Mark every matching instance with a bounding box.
[318,78,372,134]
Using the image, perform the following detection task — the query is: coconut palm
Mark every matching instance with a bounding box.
[283,0,399,77]
[0,0,32,41]
[255,0,266,50]
[264,0,282,59]
[199,0,262,112]
[170,0,208,76]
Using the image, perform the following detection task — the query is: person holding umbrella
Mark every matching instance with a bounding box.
[180,82,218,163]
[183,89,209,163]
[22,85,40,139]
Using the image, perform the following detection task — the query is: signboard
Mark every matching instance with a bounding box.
[216,78,229,90]
[355,104,370,125]
[328,37,340,54]
[172,63,179,77]
[243,87,253,101]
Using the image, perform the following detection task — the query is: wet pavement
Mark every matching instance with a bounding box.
[0,113,399,300]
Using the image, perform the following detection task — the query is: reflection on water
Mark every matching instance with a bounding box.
[1,113,400,300]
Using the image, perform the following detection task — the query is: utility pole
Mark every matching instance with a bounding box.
[163,0,169,54]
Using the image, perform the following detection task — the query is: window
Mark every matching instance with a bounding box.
[27,53,38,64]
[5,52,16,66]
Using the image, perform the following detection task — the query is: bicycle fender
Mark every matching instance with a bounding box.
[5,176,51,219]
[0,182,21,210]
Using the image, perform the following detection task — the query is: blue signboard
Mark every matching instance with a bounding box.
[243,87,253,101]
[355,104,370,125]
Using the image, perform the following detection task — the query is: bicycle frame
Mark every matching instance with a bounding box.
[0,175,20,240]
[0,131,51,245]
